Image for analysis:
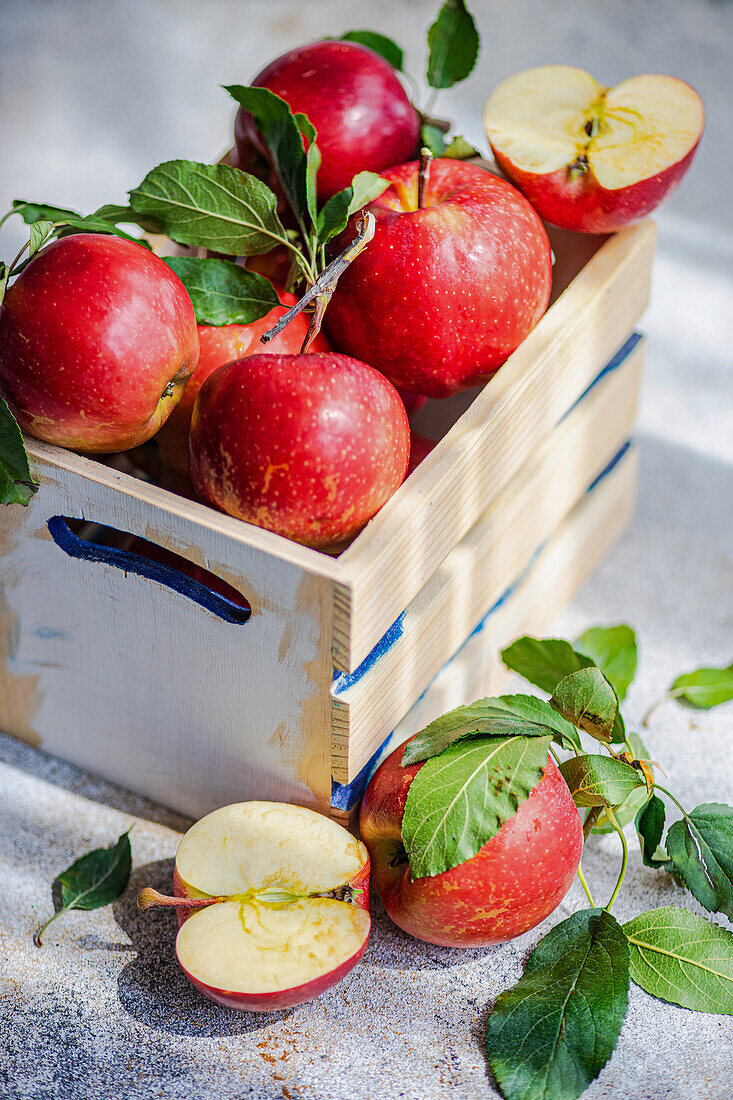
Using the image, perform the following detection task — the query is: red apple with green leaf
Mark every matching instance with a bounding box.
[188,351,410,549]
[0,233,198,452]
[235,40,420,201]
[138,801,370,1011]
[325,158,552,397]
[360,727,583,947]
[157,288,330,479]
[484,66,704,234]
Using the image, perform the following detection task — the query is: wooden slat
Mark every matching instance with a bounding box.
[333,220,656,671]
[338,444,638,807]
[331,339,644,782]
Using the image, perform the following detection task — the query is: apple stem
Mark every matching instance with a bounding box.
[136,887,222,912]
[417,148,433,209]
[260,212,375,350]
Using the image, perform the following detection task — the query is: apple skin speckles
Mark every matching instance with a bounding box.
[188,352,410,549]
[324,159,552,398]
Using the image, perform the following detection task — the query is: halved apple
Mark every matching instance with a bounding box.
[139,802,370,1011]
[484,65,704,233]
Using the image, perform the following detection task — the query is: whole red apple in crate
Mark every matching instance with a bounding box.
[157,288,331,479]
[0,233,199,452]
[360,737,582,947]
[484,66,704,233]
[325,159,552,397]
[235,40,420,200]
[140,802,370,1011]
[189,352,410,549]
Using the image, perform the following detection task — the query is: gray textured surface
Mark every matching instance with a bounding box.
[1,1,732,1098]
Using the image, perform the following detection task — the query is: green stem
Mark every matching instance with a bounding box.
[33,904,70,947]
[642,688,686,727]
[576,862,597,908]
[604,805,628,912]
[548,744,562,766]
[653,784,689,819]
[622,731,636,756]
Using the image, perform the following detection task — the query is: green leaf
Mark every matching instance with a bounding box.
[402,734,551,878]
[28,220,54,257]
[501,636,594,695]
[224,86,309,224]
[426,0,479,90]
[129,159,287,256]
[162,256,279,326]
[491,695,582,750]
[559,754,645,808]
[487,908,629,1100]
[634,793,667,867]
[575,624,638,701]
[592,732,651,834]
[443,134,480,159]
[624,906,733,1013]
[34,830,132,946]
[340,31,404,71]
[0,395,38,506]
[420,123,447,157]
[0,262,8,304]
[92,203,162,233]
[316,172,389,246]
[551,667,617,744]
[11,198,79,224]
[295,113,320,227]
[54,215,150,246]
[402,698,568,766]
[671,664,733,710]
[666,804,733,919]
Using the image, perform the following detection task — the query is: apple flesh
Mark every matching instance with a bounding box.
[236,40,420,200]
[359,740,583,947]
[484,66,704,233]
[165,802,370,1011]
[188,352,410,549]
[0,233,198,452]
[156,289,331,479]
[325,159,552,397]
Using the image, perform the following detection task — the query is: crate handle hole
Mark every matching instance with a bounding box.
[47,516,251,625]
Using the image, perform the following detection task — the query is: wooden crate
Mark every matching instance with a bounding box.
[0,220,655,822]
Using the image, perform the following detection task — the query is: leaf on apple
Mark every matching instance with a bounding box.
[224,85,312,226]
[316,172,390,246]
[487,908,629,1100]
[634,792,668,867]
[443,134,480,159]
[129,160,288,256]
[34,829,132,946]
[670,664,733,710]
[665,803,733,919]
[402,695,579,766]
[401,733,551,878]
[162,256,279,327]
[574,624,638,701]
[0,394,38,506]
[551,667,617,744]
[339,30,404,71]
[426,0,479,91]
[559,754,645,809]
[623,907,733,1014]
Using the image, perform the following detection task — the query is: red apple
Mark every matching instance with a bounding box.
[156,288,331,478]
[397,388,427,416]
[325,159,552,397]
[484,66,704,234]
[140,801,370,1011]
[236,40,420,200]
[189,351,410,549]
[359,739,583,947]
[0,233,198,452]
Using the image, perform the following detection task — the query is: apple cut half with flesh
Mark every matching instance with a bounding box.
[484,65,704,233]
[140,802,370,1011]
